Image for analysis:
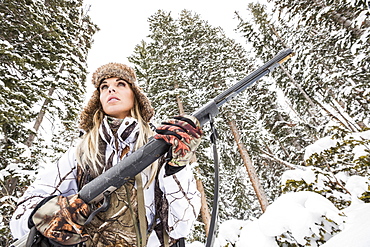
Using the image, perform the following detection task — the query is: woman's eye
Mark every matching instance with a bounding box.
[100,85,108,90]
[118,82,126,87]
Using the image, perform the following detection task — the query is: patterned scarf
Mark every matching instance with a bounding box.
[77,116,143,246]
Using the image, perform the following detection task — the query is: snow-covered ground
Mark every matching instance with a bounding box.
[189,131,370,246]
[188,185,370,247]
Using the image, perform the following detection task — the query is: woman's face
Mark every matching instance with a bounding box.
[99,77,135,119]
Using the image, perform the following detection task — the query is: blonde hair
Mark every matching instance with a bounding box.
[76,91,158,188]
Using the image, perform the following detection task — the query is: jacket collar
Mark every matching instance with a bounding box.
[99,116,139,150]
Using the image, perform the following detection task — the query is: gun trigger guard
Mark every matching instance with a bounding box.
[84,191,111,225]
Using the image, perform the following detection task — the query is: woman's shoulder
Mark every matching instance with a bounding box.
[37,147,78,179]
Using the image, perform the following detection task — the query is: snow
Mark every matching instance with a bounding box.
[16,143,31,158]
[304,136,337,160]
[258,192,341,245]
[195,129,370,247]
[217,219,248,246]
[0,169,10,181]
[345,175,369,204]
[321,204,370,247]
[188,241,207,247]
[237,220,278,247]
[281,167,315,185]
[3,1,368,245]
[351,131,370,160]
[304,130,370,161]
[205,190,370,247]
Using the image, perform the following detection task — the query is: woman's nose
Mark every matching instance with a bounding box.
[108,86,116,93]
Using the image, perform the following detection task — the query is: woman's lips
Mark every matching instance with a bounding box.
[108,96,120,103]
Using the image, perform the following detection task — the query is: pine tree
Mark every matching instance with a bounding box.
[232,4,313,217]
[0,0,97,244]
[235,1,369,245]
[269,0,369,131]
[129,9,264,242]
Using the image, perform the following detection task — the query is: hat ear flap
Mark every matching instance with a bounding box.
[79,90,102,132]
[131,86,155,123]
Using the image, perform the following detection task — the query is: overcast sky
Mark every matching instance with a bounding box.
[83,0,251,73]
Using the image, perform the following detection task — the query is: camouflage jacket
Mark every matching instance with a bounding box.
[10,116,201,246]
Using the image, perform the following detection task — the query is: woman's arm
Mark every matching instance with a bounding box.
[153,115,203,240]
[158,164,201,239]
[10,148,79,238]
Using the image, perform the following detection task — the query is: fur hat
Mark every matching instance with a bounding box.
[79,63,154,132]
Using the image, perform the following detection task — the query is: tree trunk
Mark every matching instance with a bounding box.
[312,0,369,42]
[195,173,211,236]
[25,63,65,147]
[228,119,269,212]
[271,25,365,132]
[174,86,212,235]
[280,64,365,132]
[259,147,296,169]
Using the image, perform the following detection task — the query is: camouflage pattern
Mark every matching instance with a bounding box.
[83,180,140,246]
[154,115,203,167]
[32,194,90,246]
[10,116,202,246]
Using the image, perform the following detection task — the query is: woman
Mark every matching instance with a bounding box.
[10,63,202,246]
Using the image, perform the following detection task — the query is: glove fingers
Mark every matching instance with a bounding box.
[156,127,193,144]
[160,119,202,138]
[173,115,197,128]
[33,195,90,245]
[173,115,203,137]
[174,139,192,156]
[154,115,203,166]
[68,196,90,224]
[47,230,88,246]
[155,128,183,140]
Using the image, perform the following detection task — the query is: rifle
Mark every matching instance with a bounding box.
[11,48,293,247]
[77,48,293,203]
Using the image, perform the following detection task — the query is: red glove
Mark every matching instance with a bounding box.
[154,115,203,166]
[32,194,90,245]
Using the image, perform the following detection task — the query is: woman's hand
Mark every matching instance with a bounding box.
[32,194,90,245]
[154,115,203,167]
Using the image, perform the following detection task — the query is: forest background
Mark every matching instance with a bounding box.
[0,0,369,246]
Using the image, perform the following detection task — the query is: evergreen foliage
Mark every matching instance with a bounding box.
[129,9,266,241]
[1,0,368,245]
[235,0,369,245]
[0,0,97,244]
